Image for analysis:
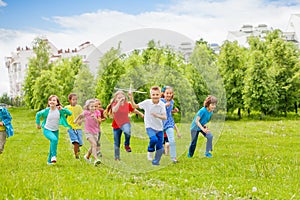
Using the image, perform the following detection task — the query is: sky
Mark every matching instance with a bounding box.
[0,0,299,96]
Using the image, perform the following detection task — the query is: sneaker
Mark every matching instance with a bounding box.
[97,151,102,157]
[51,156,57,163]
[187,153,192,158]
[47,162,54,165]
[172,158,178,163]
[147,152,153,161]
[205,152,213,158]
[75,153,80,159]
[115,158,120,161]
[152,160,160,166]
[84,155,92,163]
[125,145,132,152]
[94,159,101,166]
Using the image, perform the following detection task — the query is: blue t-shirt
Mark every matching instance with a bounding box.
[190,107,213,131]
[160,98,175,130]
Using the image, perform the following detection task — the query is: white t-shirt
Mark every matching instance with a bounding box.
[138,99,166,131]
[45,108,60,131]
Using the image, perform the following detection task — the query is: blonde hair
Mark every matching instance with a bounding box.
[84,99,95,110]
[104,91,127,118]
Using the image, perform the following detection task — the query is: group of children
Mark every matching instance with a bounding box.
[0,85,218,167]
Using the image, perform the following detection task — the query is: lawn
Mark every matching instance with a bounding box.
[0,107,299,199]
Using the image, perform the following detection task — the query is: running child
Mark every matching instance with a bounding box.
[188,95,217,158]
[65,93,83,159]
[105,91,143,161]
[129,86,167,166]
[36,95,72,165]
[74,99,101,166]
[0,105,14,154]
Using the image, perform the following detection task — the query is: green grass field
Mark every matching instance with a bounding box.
[0,108,299,199]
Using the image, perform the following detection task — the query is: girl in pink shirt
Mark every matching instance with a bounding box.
[74,99,101,166]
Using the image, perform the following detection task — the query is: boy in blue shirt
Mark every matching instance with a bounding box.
[0,106,14,154]
[188,95,217,158]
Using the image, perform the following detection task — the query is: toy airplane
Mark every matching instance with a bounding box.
[114,84,147,94]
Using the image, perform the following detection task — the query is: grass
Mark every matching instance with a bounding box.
[0,107,299,199]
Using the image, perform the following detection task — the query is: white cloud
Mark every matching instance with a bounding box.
[1,0,299,96]
[0,0,7,7]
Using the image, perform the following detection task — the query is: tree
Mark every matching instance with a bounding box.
[243,50,278,117]
[73,65,96,106]
[217,41,246,118]
[96,47,125,107]
[23,38,53,109]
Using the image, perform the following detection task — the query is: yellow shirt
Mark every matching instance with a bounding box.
[65,105,83,129]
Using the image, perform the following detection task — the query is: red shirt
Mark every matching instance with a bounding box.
[112,102,134,129]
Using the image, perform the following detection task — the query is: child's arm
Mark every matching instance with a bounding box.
[196,116,209,134]
[151,112,167,120]
[36,109,45,129]
[174,124,182,138]
[0,108,12,125]
[74,113,84,124]
[128,92,139,109]
[133,109,144,118]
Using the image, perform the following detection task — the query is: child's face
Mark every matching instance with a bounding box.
[48,97,58,107]
[69,96,78,106]
[94,101,102,110]
[208,103,216,112]
[89,103,96,112]
[116,94,125,103]
[163,88,173,101]
[150,90,161,103]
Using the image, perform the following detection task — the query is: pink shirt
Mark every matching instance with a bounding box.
[83,110,100,134]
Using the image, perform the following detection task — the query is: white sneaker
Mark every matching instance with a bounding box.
[51,156,57,163]
[84,155,91,163]
[147,152,153,161]
[94,159,101,166]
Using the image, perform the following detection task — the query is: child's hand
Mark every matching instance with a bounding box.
[36,124,41,129]
[177,132,182,138]
[173,108,179,113]
[0,122,3,126]
[57,105,63,110]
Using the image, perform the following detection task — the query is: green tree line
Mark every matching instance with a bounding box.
[3,29,297,119]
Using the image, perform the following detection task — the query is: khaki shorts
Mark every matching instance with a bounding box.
[0,131,7,153]
[85,133,98,142]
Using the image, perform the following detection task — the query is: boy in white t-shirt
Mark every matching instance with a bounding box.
[129,86,167,165]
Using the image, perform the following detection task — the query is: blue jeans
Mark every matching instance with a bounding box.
[146,128,164,152]
[188,129,213,157]
[165,128,176,160]
[113,123,131,159]
[43,128,59,163]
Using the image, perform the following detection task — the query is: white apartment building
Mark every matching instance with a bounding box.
[226,14,300,47]
[5,39,103,98]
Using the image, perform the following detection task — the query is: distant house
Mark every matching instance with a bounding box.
[5,39,103,98]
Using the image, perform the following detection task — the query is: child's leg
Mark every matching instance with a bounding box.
[0,131,7,154]
[152,131,164,165]
[121,123,132,152]
[87,135,98,160]
[96,131,101,154]
[188,130,199,157]
[113,128,122,159]
[73,142,79,158]
[204,132,213,153]
[43,129,59,163]
[146,128,158,152]
[165,128,176,160]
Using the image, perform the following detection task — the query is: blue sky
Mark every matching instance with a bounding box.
[0,0,171,30]
[0,0,300,95]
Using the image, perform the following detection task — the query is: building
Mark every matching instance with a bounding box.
[5,39,103,98]
[226,14,300,47]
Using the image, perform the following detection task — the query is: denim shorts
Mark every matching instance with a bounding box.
[67,129,83,146]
